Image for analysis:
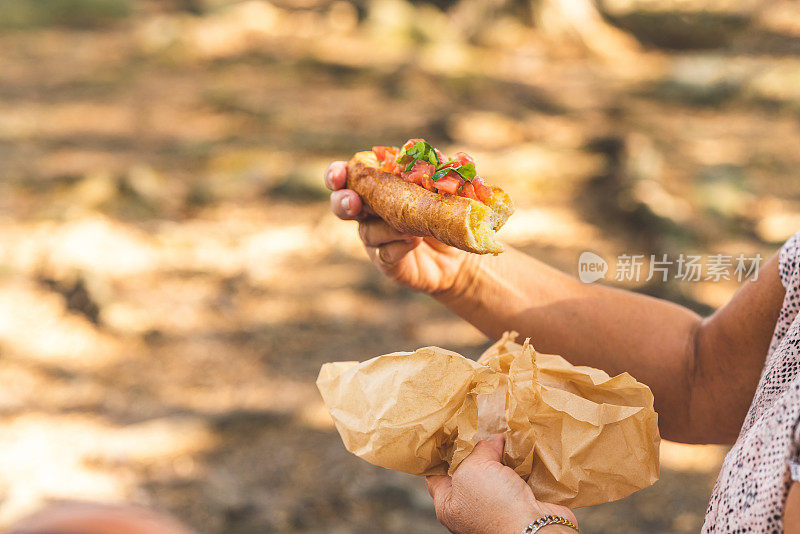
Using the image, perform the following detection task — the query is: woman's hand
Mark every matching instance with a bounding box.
[325,161,471,295]
[426,435,578,534]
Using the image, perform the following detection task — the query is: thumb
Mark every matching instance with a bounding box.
[468,434,505,463]
[426,475,452,502]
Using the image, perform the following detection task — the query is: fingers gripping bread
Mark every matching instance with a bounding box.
[347,151,513,254]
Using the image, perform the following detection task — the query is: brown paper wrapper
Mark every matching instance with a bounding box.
[317,332,660,508]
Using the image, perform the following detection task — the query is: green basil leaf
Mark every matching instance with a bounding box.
[452,163,476,182]
[396,146,409,162]
[432,163,477,183]
[422,145,439,166]
[431,168,451,181]
[396,141,445,168]
[404,160,417,172]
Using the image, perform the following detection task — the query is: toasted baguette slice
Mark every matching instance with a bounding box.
[346,151,514,254]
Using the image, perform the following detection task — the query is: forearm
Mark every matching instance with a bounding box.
[784,482,800,533]
[436,246,702,441]
[438,247,784,444]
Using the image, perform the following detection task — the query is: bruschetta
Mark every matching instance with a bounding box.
[346,139,514,254]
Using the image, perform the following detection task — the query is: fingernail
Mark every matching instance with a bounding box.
[341,196,351,213]
[324,168,332,187]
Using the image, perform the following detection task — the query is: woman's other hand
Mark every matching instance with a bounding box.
[426,435,578,534]
[325,160,471,295]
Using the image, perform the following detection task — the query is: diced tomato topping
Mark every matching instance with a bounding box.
[373,145,402,173]
[439,160,457,170]
[460,182,479,200]
[421,175,436,192]
[402,138,425,151]
[372,146,397,162]
[452,152,474,166]
[380,158,401,173]
[373,139,494,204]
[433,175,461,195]
[439,152,473,169]
[401,160,435,185]
[472,177,493,202]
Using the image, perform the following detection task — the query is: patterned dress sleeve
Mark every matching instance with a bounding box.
[792,391,800,484]
[774,232,800,345]
[780,231,800,292]
[785,231,800,484]
[702,231,800,532]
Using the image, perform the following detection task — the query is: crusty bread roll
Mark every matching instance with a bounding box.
[346,151,513,254]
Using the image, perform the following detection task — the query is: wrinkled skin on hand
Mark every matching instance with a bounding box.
[426,435,578,534]
[325,160,471,295]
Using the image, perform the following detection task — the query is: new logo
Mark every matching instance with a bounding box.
[578,251,608,283]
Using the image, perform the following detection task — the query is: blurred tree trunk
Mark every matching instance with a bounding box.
[442,0,640,59]
[532,0,641,58]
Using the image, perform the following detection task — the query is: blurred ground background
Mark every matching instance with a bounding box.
[0,0,799,532]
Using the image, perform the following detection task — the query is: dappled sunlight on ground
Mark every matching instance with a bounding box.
[0,281,123,369]
[0,413,214,526]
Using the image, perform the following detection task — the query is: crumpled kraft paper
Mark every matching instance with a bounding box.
[316,332,660,508]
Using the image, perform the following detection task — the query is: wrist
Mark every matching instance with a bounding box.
[433,249,484,303]
[516,515,580,534]
[539,526,577,533]
[503,504,550,534]
[512,503,580,534]
[515,522,578,534]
